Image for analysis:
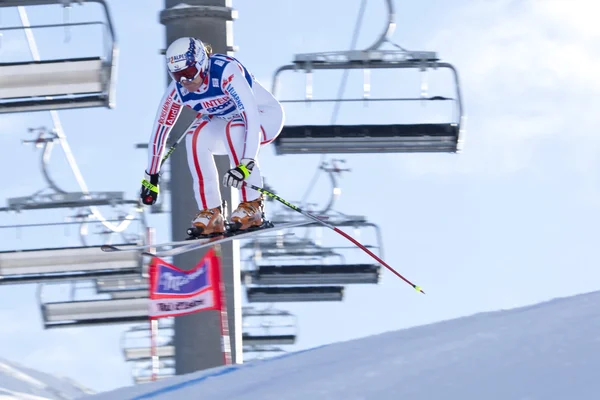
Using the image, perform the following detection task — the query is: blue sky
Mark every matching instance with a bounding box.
[1,0,599,393]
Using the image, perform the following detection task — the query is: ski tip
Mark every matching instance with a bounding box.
[101,245,119,252]
[141,251,157,257]
[415,285,425,294]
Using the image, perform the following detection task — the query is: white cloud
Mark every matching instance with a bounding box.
[394,0,600,177]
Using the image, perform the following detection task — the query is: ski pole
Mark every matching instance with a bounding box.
[139,131,187,206]
[243,182,425,294]
[159,129,188,168]
[158,114,207,167]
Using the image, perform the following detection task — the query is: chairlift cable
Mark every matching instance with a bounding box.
[330,0,367,126]
[301,0,368,209]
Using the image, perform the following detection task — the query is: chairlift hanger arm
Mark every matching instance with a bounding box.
[367,0,396,51]
[35,132,67,194]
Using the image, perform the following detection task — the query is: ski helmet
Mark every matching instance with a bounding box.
[166,37,209,83]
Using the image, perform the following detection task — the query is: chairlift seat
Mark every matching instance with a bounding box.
[246,286,344,303]
[275,123,459,154]
[41,297,149,328]
[123,345,175,361]
[246,263,381,285]
[0,244,142,284]
[242,333,296,346]
[0,57,112,113]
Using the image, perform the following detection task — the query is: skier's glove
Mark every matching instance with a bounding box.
[223,158,255,189]
[140,171,160,205]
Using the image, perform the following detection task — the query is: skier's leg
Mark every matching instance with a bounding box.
[220,81,283,202]
[224,117,264,203]
[185,115,227,235]
[223,117,266,230]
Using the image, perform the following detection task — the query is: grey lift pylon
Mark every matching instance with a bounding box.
[0,0,118,113]
[271,0,465,155]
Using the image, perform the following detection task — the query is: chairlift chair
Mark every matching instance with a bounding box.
[0,0,118,113]
[271,0,465,155]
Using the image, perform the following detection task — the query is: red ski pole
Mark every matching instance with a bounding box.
[244,183,425,294]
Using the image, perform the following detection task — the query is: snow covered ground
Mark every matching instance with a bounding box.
[0,357,93,399]
[84,289,600,400]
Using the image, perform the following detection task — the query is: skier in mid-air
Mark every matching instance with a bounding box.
[139,37,285,237]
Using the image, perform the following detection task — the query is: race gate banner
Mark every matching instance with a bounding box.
[148,248,223,319]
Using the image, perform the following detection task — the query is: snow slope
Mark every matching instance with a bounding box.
[86,290,600,399]
[0,358,93,399]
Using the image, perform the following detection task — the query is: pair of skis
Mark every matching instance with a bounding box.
[101,219,313,258]
[103,182,424,294]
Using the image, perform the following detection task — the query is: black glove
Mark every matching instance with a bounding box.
[223,158,255,189]
[140,171,160,205]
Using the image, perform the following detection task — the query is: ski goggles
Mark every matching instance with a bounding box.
[170,63,204,83]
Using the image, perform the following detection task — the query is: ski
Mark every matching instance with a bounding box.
[100,220,314,255]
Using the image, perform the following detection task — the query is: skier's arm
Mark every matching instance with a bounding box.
[146,81,183,174]
[222,62,261,161]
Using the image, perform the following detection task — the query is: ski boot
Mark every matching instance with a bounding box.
[229,195,273,234]
[186,205,226,239]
